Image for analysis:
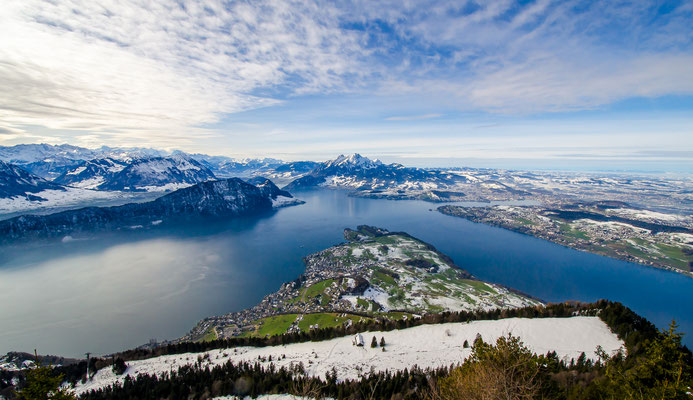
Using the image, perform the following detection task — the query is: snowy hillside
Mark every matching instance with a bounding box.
[0,187,145,217]
[0,144,166,179]
[284,153,470,201]
[53,158,127,189]
[0,160,65,199]
[96,155,216,191]
[52,154,217,192]
[74,316,623,395]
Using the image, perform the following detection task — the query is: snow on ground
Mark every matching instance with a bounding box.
[214,395,331,400]
[69,176,105,189]
[0,188,125,215]
[360,286,391,311]
[272,196,304,208]
[576,219,650,234]
[74,317,623,395]
[611,208,691,224]
[136,182,193,192]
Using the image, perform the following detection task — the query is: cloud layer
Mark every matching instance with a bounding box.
[0,0,691,154]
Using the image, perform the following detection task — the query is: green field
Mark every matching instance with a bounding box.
[655,243,691,271]
[198,327,218,342]
[559,223,589,240]
[253,314,298,337]
[304,279,335,298]
[298,313,354,331]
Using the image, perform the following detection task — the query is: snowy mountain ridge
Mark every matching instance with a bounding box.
[0,161,65,199]
[53,155,216,192]
[0,178,300,243]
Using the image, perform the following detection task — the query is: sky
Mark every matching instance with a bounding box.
[0,0,692,171]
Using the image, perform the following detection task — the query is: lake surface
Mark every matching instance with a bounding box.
[1,189,691,357]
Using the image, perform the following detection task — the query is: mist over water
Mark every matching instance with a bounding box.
[1,189,691,357]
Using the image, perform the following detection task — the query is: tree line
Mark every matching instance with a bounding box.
[7,300,692,399]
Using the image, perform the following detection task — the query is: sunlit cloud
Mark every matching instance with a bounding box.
[0,0,691,163]
[385,114,443,121]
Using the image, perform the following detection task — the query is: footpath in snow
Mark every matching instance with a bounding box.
[75,316,623,395]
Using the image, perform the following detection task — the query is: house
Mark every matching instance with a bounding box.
[352,333,365,346]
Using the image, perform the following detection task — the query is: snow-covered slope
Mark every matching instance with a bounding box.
[0,144,166,179]
[53,158,127,189]
[283,154,468,201]
[74,316,623,395]
[96,155,216,191]
[51,155,215,192]
[189,153,284,178]
[0,161,65,199]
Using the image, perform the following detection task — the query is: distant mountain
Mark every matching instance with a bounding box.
[0,144,167,179]
[53,158,128,189]
[272,161,319,175]
[0,144,294,182]
[0,178,299,242]
[0,161,65,200]
[314,153,383,174]
[0,143,99,164]
[89,155,216,191]
[187,152,284,178]
[284,154,465,199]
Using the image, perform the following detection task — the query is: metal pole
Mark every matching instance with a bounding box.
[85,352,91,381]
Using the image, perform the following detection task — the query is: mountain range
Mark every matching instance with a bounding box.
[0,178,299,243]
[0,161,65,200]
[1,144,691,217]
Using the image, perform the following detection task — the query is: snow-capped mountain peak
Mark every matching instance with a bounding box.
[324,153,382,170]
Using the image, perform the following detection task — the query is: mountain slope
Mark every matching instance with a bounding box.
[75,316,622,394]
[284,153,467,200]
[0,144,165,179]
[53,158,128,189]
[0,178,298,242]
[0,161,65,199]
[96,155,216,191]
[188,153,284,178]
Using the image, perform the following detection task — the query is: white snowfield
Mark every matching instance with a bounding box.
[0,188,126,214]
[214,395,329,400]
[74,317,623,395]
[271,195,304,208]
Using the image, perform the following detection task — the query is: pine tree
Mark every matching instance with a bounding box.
[19,352,76,400]
[371,336,378,348]
[112,358,127,375]
[380,337,385,347]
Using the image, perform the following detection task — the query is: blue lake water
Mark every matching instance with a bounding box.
[1,189,691,357]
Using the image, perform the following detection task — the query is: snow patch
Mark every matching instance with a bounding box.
[74,317,623,395]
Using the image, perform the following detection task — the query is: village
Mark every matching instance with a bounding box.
[438,203,693,276]
[181,226,540,342]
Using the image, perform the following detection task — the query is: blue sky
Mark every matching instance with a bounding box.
[0,0,692,171]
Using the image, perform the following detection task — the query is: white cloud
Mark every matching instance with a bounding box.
[0,0,369,146]
[385,113,442,121]
[0,0,691,153]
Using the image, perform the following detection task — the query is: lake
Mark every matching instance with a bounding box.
[1,189,691,357]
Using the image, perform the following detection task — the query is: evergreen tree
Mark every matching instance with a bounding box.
[594,320,692,399]
[380,337,385,347]
[371,336,378,348]
[18,353,75,400]
[112,358,127,375]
